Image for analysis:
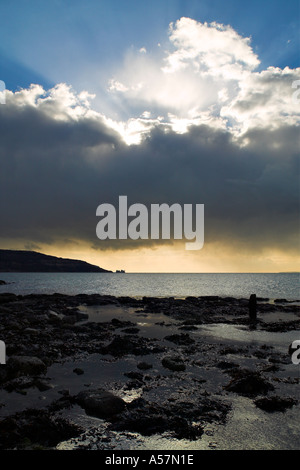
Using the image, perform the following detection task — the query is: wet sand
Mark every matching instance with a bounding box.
[0,293,299,450]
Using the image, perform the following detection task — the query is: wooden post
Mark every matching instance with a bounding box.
[249,294,257,321]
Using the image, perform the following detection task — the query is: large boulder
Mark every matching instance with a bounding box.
[7,356,47,378]
[76,389,126,418]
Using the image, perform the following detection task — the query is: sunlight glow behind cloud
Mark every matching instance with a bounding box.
[104,18,299,144]
[0,17,299,272]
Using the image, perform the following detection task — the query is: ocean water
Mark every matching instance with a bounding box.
[0,272,299,300]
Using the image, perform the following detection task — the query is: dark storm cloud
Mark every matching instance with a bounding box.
[0,96,299,254]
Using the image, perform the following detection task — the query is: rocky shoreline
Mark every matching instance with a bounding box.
[0,292,299,450]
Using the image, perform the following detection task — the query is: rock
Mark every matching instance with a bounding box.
[249,294,257,320]
[73,368,84,375]
[164,333,195,345]
[124,371,144,381]
[75,311,89,321]
[0,409,83,450]
[198,296,220,301]
[0,293,17,304]
[4,377,53,393]
[76,389,126,418]
[24,328,40,336]
[61,315,77,325]
[111,318,135,328]
[224,370,274,396]
[109,395,231,440]
[100,335,163,357]
[7,356,47,378]
[161,356,186,372]
[48,310,63,323]
[0,280,7,285]
[254,396,298,412]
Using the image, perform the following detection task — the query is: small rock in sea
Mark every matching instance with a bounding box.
[73,368,84,375]
[76,389,126,419]
[161,356,186,372]
[0,280,6,285]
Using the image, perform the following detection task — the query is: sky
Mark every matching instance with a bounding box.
[0,0,299,273]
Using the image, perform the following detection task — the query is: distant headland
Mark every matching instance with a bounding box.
[0,249,112,273]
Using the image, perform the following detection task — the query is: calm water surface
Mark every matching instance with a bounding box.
[0,272,299,300]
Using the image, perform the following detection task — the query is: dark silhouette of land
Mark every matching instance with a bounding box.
[0,249,111,272]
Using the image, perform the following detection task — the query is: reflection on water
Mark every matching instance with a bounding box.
[0,272,299,300]
[198,323,299,354]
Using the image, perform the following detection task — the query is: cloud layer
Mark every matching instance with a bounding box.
[0,18,299,261]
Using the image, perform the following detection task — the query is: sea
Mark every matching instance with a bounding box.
[0,272,299,301]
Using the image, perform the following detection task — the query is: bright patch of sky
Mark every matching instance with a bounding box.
[0,0,299,145]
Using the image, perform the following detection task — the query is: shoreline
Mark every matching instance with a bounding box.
[0,293,299,450]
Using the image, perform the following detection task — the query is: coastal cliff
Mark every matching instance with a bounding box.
[0,250,111,272]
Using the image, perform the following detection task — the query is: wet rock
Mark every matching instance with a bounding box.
[7,356,47,378]
[73,368,84,375]
[100,335,163,357]
[61,314,77,325]
[111,394,230,440]
[161,356,186,372]
[224,370,274,397]
[0,280,7,285]
[123,371,145,390]
[111,401,203,440]
[0,409,82,450]
[199,296,220,301]
[164,333,195,345]
[3,376,53,393]
[24,328,40,336]
[124,371,144,381]
[111,318,136,328]
[0,293,17,304]
[76,389,126,419]
[254,396,298,412]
